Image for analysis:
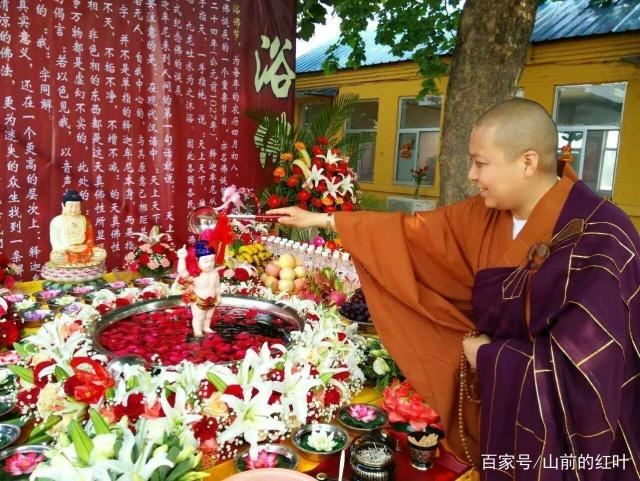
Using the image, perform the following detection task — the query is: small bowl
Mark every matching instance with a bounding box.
[234,443,298,472]
[0,424,20,450]
[134,277,156,287]
[337,404,388,434]
[0,444,50,459]
[3,294,27,304]
[291,423,349,462]
[70,285,95,296]
[33,290,62,303]
[0,397,16,418]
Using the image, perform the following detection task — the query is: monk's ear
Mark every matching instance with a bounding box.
[522,149,540,177]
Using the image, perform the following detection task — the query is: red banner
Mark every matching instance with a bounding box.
[0,0,295,279]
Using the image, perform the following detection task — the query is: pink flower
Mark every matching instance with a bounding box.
[245,450,278,470]
[2,452,45,475]
[348,404,377,423]
[147,260,160,270]
[160,258,171,268]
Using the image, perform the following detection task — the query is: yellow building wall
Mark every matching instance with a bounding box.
[295,32,640,228]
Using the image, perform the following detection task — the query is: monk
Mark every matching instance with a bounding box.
[269,99,640,480]
[49,189,106,267]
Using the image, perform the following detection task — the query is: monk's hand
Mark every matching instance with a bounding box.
[462,334,491,371]
[266,206,326,229]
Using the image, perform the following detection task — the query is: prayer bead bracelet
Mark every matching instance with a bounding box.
[458,330,481,469]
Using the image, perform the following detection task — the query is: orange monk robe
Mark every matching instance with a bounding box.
[334,171,576,462]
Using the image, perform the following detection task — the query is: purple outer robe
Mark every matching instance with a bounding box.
[474,181,640,480]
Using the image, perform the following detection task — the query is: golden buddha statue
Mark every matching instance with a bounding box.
[49,190,106,268]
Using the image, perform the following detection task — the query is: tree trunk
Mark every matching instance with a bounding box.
[439,0,539,205]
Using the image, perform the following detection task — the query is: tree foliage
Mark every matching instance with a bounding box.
[297,0,615,98]
[297,0,461,97]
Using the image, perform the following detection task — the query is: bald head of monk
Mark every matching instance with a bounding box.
[467,98,560,219]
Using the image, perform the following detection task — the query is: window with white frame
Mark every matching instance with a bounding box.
[345,100,378,182]
[394,96,441,185]
[554,83,626,198]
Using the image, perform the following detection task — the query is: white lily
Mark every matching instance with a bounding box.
[304,164,328,188]
[158,386,202,433]
[323,179,341,199]
[317,149,342,165]
[219,384,286,456]
[98,420,174,481]
[271,359,320,424]
[132,225,168,245]
[208,345,278,388]
[337,174,355,197]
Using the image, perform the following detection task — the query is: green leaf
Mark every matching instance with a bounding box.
[88,409,111,435]
[68,420,94,465]
[166,458,196,481]
[206,372,227,393]
[54,366,70,382]
[319,372,333,385]
[7,364,34,385]
[28,415,62,439]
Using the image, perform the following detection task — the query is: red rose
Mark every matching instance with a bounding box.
[96,303,111,314]
[234,268,250,282]
[267,194,280,209]
[192,416,218,442]
[268,391,282,405]
[312,145,324,155]
[316,137,329,145]
[152,244,165,254]
[311,197,323,208]
[323,205,337,213]
[312,159,325,170]
[286,176,300,188]
[333,370,349,381]
[316,181,327,193]
[115,298,131,307]
[341,202,354,212]
[0,318,20,347]
[224,384,244,399]
[324,387,341,405]
[199,380,217,398]
[337,163,349,174]
[16,386,40,410]
[326,241,337,250]
[292,165,304,176]
[116,392,146,423]
[240,233,252,245]
[138,253,150,265]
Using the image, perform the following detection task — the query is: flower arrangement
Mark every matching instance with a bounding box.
[263,138,358,216]
[410,165,430,198]
[382,379,440,431]
[0,253,20,290]
[7,283,366,471]
[123,226,177,278]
